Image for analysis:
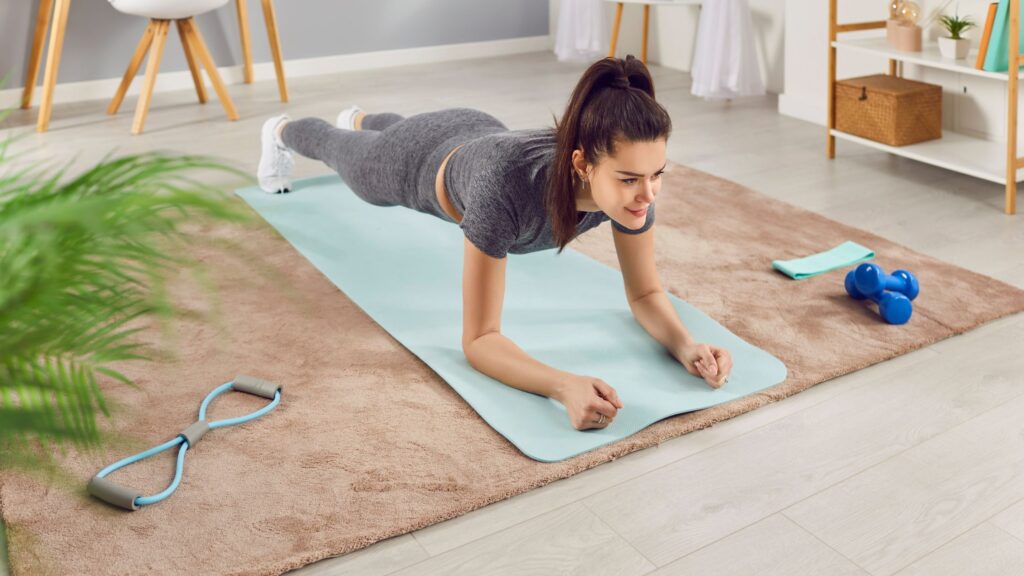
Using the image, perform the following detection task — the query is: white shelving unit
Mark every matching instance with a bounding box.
[832,36,1024,81]
[827,1,1023,214]
[829,129,1021,185]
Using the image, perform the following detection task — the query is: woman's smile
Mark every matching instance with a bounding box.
[626,206,648,218]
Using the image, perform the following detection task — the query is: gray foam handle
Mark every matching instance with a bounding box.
[233,375,282,399]
[88,476,140,511]
[179,420,211,448]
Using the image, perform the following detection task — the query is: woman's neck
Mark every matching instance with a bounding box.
[573,178,600,212]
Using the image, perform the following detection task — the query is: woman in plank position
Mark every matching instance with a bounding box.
[256,55,732,431]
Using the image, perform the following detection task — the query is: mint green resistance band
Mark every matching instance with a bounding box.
[772,241,874,280]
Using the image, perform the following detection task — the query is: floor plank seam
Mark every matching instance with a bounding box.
[775,384,1024,520]
[778,513,873,575]
[578,499,659,571]
[883,514,1007,576]
[376,537,431,576]
[990,519,1024,548]
[407,497,580,562]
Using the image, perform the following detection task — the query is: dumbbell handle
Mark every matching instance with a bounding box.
[879,275,909,293]
[868,287,914,325]
[854,264,919,300]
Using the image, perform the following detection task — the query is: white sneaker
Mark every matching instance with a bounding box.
[258,114,295,194]
[336,105,364,130]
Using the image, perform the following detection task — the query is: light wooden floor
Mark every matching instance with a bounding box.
[2,51,1023,576]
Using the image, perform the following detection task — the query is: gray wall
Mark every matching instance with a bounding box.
[1,0,549,89]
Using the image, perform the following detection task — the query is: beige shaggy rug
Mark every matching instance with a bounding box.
[3,162,1024,576]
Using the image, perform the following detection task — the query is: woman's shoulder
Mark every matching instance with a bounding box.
[482,127,557,157]
[483,128,556,185]
[469,128,555,190]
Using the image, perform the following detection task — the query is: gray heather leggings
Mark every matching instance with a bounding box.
[280,108,508,221]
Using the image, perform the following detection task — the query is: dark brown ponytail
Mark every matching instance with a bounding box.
[545,55,672,253]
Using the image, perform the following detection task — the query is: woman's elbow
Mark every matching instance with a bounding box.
[462,334,480,367]
[461,330,497,367]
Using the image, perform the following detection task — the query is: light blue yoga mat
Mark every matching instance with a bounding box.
[236,175,787,462]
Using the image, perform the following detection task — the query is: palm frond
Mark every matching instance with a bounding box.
[0,110,269,478]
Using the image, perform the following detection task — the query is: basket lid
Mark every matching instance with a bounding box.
[837,74,937,95]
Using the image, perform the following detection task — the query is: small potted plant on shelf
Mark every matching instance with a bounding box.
[937,9,976,59]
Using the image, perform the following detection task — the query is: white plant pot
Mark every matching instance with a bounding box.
[938,36,970,59]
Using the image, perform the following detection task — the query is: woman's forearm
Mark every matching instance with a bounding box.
[629,290,695,361]
[463,332,572,401]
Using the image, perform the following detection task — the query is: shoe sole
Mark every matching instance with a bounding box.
[259,116,293,194]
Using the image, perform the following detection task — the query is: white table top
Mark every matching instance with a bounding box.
[604,0,702,5]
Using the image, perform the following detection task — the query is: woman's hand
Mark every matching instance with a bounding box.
[555,374,625,430]
[677,342,733,389]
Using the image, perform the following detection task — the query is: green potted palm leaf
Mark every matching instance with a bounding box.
[937,10,976,59]
[0,103,265,492]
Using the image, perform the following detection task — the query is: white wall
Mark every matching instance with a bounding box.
[550,0,787,94]
[2,1,551,108]
[780,0,1022,143]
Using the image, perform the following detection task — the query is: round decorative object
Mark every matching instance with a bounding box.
[898,1,920,24]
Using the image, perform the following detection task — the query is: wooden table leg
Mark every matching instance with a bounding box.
[108,20,157,115]
[132,20,169,135]
[177,19,209,103]
[1008,0,1020,214]
[37,0,71,132]
[827,0,836,159]
[236,0,254,84]
[181,18,240,121]
[21,0,54,109]
[261,0,288,102]
[609,2,623,58]
[642,4,650,64]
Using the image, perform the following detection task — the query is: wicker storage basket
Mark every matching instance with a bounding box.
[834,74,942,146]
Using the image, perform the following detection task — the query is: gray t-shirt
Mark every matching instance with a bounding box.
[442,127,655,259]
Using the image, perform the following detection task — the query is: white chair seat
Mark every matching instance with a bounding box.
[105,0,240,133]
[109,0,230,20]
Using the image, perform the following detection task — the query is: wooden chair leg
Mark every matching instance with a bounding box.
[109,21,157,115]
[21,0,54,109]
[236,0,254,84]
[609,2,623,57]
[132,20,170,135]
[641,4,650,64]
[37,0,71,133]
[180,18,240,121]
[261,0,289,102]
[176,19,208,103]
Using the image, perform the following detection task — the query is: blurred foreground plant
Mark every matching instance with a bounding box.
[0,106,264,487]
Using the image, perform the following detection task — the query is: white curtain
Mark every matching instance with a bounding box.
[555,0,609,63]
[691,0,765,100]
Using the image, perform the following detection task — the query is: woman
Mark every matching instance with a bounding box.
[256,55,732,431]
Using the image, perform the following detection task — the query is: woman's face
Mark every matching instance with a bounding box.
[572,138,667,230]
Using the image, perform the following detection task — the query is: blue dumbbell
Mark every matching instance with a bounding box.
[844,269,868,300]
[871,290,913,324]
[853,263,919,300]
[844,268,914,324]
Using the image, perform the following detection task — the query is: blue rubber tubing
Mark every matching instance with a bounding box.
[94,380,282,508]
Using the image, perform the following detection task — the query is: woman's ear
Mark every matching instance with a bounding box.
[571,148,588,178]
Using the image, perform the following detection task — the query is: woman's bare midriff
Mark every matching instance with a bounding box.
[435,144,465,223]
